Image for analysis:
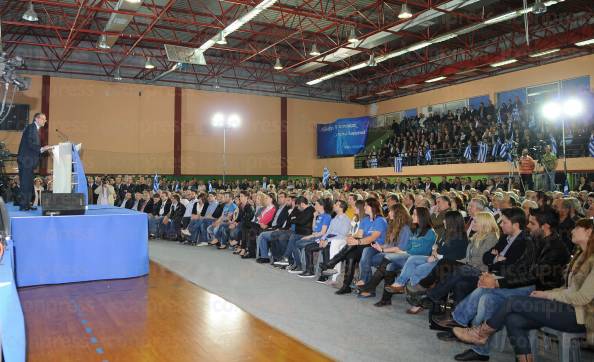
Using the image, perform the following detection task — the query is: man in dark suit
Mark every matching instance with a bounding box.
[17,113,51,211]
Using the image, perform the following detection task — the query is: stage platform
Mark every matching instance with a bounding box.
[9,204,149,287]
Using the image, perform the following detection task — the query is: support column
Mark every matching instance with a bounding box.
[174,87,182,176]
[280,97,287,176]
[40,75,50,175]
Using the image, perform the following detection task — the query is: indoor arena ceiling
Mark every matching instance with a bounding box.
[1,0,594,103]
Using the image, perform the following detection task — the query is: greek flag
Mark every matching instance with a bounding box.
[424,146,432,162]
[589,135,594,157]
[464,144,472,160]
[497,109,502,124]
[322,167,330,187]
[499,142,509,159]
[511,108,520,122]
[563,179,569,196]
[395,156,403,173]
[208,181,213,192]
[550,136,558,155]
[492,139,501,158]
[477,142,488,163]
[153,173,159,193]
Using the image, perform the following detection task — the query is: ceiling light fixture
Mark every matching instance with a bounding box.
[97,35,110,49]
[274,58,283,70]
[215,32,227,45]
[113,67,122,81]
[575,38,594,46]
[425,76,446,83]
[348,28,359,43]
[528,48,560,57]
[532,0,547,14]
[367,53,377,67]
[22,1,39,22]
[309,43,321,56]
[490,59,518,67]
[398,3,413,19]
[144,57,155,69]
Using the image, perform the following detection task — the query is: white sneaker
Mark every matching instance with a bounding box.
[181,229,191,236]
[196,242,209,247]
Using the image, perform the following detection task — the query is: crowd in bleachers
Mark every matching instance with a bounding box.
[361,98,594,168]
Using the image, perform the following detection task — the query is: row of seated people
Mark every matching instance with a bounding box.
[150,186,594,362]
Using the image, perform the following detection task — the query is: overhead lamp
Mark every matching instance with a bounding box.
[399,83,419,89]
[273,58,283,70]
[367,53,377,67]
[214,78,220,89]
[529,48,560,57]
[144,57,155,69]
[425,76,446,83]
[22,1,39,22]
[532,0,547,14]
[408,41,432,52]
[398,3,413,19]
[576,38,594,47]
[309,43,321,56]
[484,11,519,25]
[113,67,122,81]
[347,28,358,43]
[432,34,458,44]
[97,35,110,49]
[490,59,518,67]
[215,32,227,45]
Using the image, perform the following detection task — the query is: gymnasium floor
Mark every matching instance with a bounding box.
[19,262,331,362]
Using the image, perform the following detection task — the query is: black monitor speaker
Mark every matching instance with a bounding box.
[41,193,86,216]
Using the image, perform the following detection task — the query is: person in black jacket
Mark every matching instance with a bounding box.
[17,113,51,211]
[149,193,171,238]
[450,208,570,361]
[269,196,300,263]
[273,196,314,269]
[160,194,186,240]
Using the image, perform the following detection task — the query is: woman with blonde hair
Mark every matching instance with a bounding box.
[426,211,499,306]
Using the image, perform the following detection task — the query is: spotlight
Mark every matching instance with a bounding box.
[367,53,377,67]
[228,114,241,128]
[212,113,225,127]
[563,98,583,118]
[215,32,227,45]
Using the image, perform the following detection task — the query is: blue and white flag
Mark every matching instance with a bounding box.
[492,139,501,158]
[477,142,488,163]
[497,109,502,124]
[511,108,520,122]
[589,135,594,157]
[464,144,472,160]
[153,173,159,193]
[208,181,213,192]
[550,136,558,155]
[72,144,88,205]
[424,146,432,162]
[563,179,569,196]
[499,142,509,160]
[322,167,330,187]
[395,156,403,173]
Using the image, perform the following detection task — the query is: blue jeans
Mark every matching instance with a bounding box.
[385,253,411,272]
[257,230,275,258]
[395,255,437,286]
[216,223,232,245]
[149,215,164,235]
[283,233,309,268]
[198,219,215,243]
[545,170,556,191]
[453,285,536,332]
[359,247,383,283]
[187,219,204,242]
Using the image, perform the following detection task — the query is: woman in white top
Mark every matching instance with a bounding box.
[94,178,116,205]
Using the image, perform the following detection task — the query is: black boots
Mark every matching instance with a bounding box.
[335,258,356,295]
[360,258,390,294]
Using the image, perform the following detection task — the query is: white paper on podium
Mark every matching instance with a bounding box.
[51,142,72,193]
